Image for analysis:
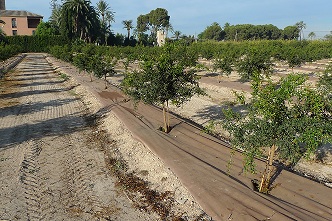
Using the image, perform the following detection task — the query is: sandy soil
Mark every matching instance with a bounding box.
[1,53,331,221]
[0,54,210,220]
[174,66,332,184]
[109,58,332,185]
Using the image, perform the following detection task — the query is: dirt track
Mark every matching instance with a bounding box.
[0,54,166,220]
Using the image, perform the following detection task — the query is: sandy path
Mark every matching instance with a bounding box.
[0,54,164,220]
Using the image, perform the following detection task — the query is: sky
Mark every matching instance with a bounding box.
[5,0,332,39]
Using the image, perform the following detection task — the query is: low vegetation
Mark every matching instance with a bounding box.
[44,39,332,191]
[223,71,332,193]
[1,0,331,195]
[121,43,205,133]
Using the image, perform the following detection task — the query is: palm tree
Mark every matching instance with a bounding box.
[122,20,133,39]
[105,11,115,28]
[295,21,306,41]
[96,0,114,44]
[324,31,332,41]
[308,31,316,40]
[173,30,181,40]
[49,2,62,28]
[61,0,100,42]
[96,0,114,25]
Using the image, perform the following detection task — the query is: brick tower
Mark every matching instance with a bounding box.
[0,0,5,10]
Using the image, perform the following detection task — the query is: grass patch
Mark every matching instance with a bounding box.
[58,72,69,81]
[202,120,216,135]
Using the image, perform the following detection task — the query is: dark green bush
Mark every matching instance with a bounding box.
[0,44,23,61]
[49,45,73,62]
[6,35,69,53]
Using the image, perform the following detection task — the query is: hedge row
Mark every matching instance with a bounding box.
[5,35,70,53]
[191,40,332,62]
[0,44,22,61]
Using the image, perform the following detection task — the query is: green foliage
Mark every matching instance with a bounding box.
[0,24,6,43]
[236,47,273,81]
[60,0,101,42]
[96,0,114,45]
[223,24,282,41]
[122,57,130,71]
[72,43,97,72]
[72,52,89,73]
[122,43,205,132]
[318,64,332,94]
[59,72,69,81]
[198,22,225,41]
[122,20,134,39]
[35,21,60,36]
[49,44,73,62]
[71,43,116,85]
[136,8,170,45]
[213,52,234,77]
[324,31,332,41]
[24,40,332,192]
[286,50,305,70]
[50,0,62,28]
[308,32,316,40]
[148,8,171,31]
[136,14,149,34]
[91,55,116,88]
[6,35,68,52]
[202,120,216,135]
[223,73,332,179]
[168,41,199,67]
[122,43,204,106]
[295,21,306,41]
[283,25,300,40]
[52,0,115,45]
[192,40,332,68]
[0,44,22,61]
[96,0,114,25]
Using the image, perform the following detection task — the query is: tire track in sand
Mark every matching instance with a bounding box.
[1,54,160,221]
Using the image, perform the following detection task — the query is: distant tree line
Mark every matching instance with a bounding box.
[198,22,305,41]
[2,0,332,47]
[34,1,173,46]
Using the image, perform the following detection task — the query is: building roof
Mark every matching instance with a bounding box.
[0,10,43,18]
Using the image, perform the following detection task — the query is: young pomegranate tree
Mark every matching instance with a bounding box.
[121,43,205,133]
[223,72,332,193]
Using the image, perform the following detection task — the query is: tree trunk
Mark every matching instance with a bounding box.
[162,101,169,133]
[104,74,107,89]
[259,144,276,193]
[166,100,170,130]
[90,72,93,82]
